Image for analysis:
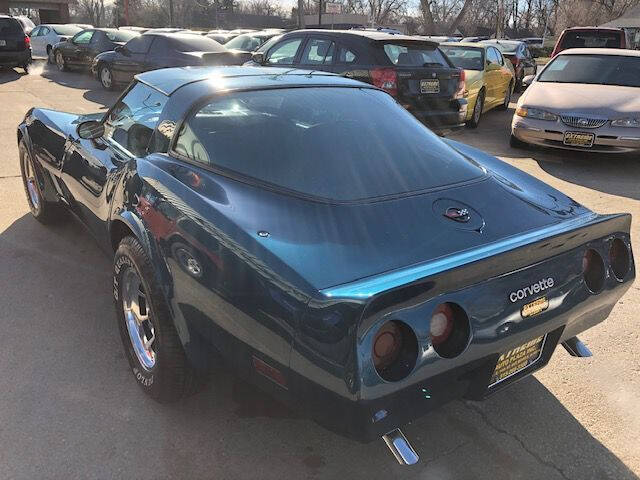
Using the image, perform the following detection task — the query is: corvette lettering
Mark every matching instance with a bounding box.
[509,277,554,303]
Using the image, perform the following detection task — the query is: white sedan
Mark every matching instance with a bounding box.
[29,24,83,62]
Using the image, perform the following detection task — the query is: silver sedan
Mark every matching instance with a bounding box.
[511,48,640,153]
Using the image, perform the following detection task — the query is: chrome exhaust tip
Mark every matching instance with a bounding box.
[562,336,592,357]
[382,428,419,465]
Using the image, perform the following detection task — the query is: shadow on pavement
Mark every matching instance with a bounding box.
[36,60,118,109]
[0,66,26,84]
[0,210,637,479]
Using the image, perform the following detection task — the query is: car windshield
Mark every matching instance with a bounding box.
[560,31,621,49]
[0,18,22,35]
[538,54,640,87]
[52,25,81,35]
[382,42,450,67]
[441,46,484,70]
[169,34,226,52]
[173,87,483,201]
[225,33,273,51]
[105,30,139,42]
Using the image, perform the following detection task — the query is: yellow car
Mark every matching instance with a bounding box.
[441,42,515,128]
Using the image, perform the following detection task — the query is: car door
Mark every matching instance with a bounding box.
[297,36,336,72]
[60,82,168,241]
[30,26,46,56]
[111,35,154,84]
[484,47,502,106]
[144,36,174,70]
[263,36,305,67]
[521,45,537,76]
[66,29,94,66]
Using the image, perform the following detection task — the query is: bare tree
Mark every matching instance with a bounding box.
[76,0,106,26]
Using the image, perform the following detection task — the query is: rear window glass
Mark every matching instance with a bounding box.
[169,34,226,52]
[225,33,272,51]
[105,30,139,42]
[0,18,23,35]
[538,54,640,87]
[173,87,482,201]
[383,43,449,67]
[441,46,484,70]
[483,41,518,54]
[52,25,81,35]
[560,31,621,49]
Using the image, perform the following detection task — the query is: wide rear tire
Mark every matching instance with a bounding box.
[114,236,201,403]
[466,90,484,129]
[497,81,513,111]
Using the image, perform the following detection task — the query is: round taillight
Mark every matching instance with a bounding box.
[610,238,630,281]
[430,302,470,359]
[583,249,605,293]
[372,320,418,382]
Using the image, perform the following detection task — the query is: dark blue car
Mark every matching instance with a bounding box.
[17,67,634,465]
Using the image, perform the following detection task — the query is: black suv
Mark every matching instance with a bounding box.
[249,29,467,129]
[0,15,31,72]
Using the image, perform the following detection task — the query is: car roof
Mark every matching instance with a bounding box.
[557,48,640,56]
[441,41,486,49]
[286,29,437,44]
[563,26,623,32]
[136,66,372,96]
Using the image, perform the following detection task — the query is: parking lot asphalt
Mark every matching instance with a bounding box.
[0,61,639,480]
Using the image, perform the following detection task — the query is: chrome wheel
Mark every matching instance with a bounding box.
[21,150,41,213]
[473,95,483,123]
[55,52,64,71]
[100,67,112,89]
[121,266,156,370]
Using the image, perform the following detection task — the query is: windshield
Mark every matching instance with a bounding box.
[538,54,640,87]
[441,46,484,70]
[105,30,139,42]
[173,87,482,201]
[382,43,450,67]
[169,34,226,52]
[225,33,273,51]
[560,30,621,49]
[52,25,81,35]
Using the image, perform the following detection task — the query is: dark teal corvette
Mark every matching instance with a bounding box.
[17,67,634,465]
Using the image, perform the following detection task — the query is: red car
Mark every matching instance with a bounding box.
[551,27,630,57]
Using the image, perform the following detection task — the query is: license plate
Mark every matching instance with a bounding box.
[563,131,595,147]
[420,79,440,94]
[0,40,6,46]
[489,335,546,387]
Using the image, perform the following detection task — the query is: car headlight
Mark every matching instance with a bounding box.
[515,106,558,121]
[611,117,640,128]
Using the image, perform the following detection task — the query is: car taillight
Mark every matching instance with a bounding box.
[454,68,466,99]
[609,238,630,281]
[24,35,30,47]
[430,302,470,358]
[371,67,398,97]
[583,249,605,293]
[372,320,418,382]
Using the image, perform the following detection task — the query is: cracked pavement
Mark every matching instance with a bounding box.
[0,62,638,479]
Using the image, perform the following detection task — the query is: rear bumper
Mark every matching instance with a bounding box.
[512,117,640,153]
[0,49,31,66]
[404,98,468,129]
[293,215,634,442]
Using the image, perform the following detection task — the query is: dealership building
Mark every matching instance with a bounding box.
[0,0,70,23]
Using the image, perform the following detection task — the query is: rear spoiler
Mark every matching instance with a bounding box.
[373,39,439,49]
[321,212,631,299]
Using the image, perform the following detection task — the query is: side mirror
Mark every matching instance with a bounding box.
[77,120,104,140]
[252,51,265,65]
[522,75,535,87]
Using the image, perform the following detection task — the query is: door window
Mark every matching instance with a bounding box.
[266,38,302,65]
[103,82,168,157]
[125,35,154,54]
[31,26,43,36]
[300,38,335,65]
[487,47,500,65]
[337,47,357,63]
[73,30,93,44]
